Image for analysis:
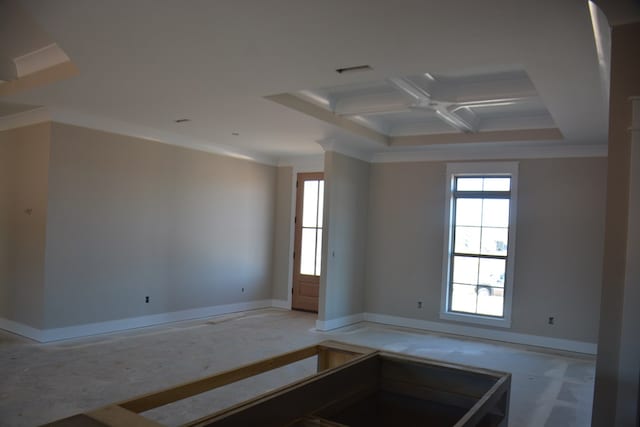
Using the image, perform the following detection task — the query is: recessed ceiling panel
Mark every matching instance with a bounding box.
[294,67,557,139]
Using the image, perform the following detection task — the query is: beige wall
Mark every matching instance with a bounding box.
[365,157,607,342]
[593,21,640,427]
[42,123,276,329]
[0,123,50,328]
[271,166,293,302]
[366,161,445,319]
[319,152,369,322]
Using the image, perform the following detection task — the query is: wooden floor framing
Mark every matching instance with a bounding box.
[44,341,511,427]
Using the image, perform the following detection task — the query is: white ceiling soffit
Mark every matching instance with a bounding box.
[0,0,70,80]
[275,68,562,143]
[3,0,609,162]
[0,0,75,98]
[13,43,70,77]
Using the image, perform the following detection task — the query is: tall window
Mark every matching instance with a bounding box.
[300,179,324,276]
[441,163,518,327]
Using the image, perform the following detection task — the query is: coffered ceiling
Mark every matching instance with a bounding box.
[0,0,624,163]
[275,68,560,142]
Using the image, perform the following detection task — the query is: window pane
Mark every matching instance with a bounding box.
[302,180,319,227]
[480,227,508,255]
[455,199,482,226]
[452,256,479,285]
[447,173,514,321]
[300,228,317,275]
[456,177,483,191]
[476,290,504,316]
[482,199,510,227]
[482,177,511,191]
[317,181,324,227]
[451,283,477,313]
[454,226,481,254]
[478,258,506,287]
[315,229,322,276]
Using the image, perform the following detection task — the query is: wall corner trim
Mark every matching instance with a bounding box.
[363,312,598,355]
[0,300,275,343]
[315,313,365,331]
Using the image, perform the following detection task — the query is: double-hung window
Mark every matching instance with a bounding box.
[441,162,518,327]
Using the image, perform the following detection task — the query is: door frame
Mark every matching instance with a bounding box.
[291,172,324,312]
[280,157,324,312]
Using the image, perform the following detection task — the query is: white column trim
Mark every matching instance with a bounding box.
[630,97,640,133]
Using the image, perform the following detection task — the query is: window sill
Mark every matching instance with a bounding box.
[440,311,511,328]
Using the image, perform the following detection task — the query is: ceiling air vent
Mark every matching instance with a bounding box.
[335,65,373,74]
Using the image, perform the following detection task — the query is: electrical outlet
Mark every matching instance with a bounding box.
[548,316,554,325]
[145,296,150,303]
[417,301,423,309]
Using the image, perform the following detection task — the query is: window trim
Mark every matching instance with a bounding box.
[440,162,519,328]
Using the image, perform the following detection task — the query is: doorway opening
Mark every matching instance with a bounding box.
[292,172,324,312]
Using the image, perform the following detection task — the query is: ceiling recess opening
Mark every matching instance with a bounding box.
[335,65,373,74]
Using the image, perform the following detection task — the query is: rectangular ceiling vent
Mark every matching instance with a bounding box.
[335,64,373,74]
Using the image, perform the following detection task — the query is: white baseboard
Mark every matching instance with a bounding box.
[0,300,275,342]
[271,299,291,309]
[0,317,45,342]
[363,312,597,355]
[0,305,597,354]
[315,313,365,331]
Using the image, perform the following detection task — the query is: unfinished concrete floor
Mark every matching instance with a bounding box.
[0,309,594,427]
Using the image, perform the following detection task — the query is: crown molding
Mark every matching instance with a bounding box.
[317,138,373,163]
[0,107,50,131]
[1,107,278,165]
[390,128,564,146]
[49,108,278,165]
[277,153,325,170]
[1,107,609,164]
[370,142,607,163]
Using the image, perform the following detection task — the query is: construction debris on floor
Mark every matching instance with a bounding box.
[0,309,595,427]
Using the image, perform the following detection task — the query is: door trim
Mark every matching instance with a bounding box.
[292,172,324,312]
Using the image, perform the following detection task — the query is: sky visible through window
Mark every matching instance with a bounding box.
[300,180,324,276]
[449,177,510,317]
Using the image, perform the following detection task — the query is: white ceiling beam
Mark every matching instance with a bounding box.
[434,106,476,133]
[389,75,478,132]
[266,93,390,146]
[388,77,433,105]
[452,96,533,110]
[338,106,412,117]
[333,92,410,116]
